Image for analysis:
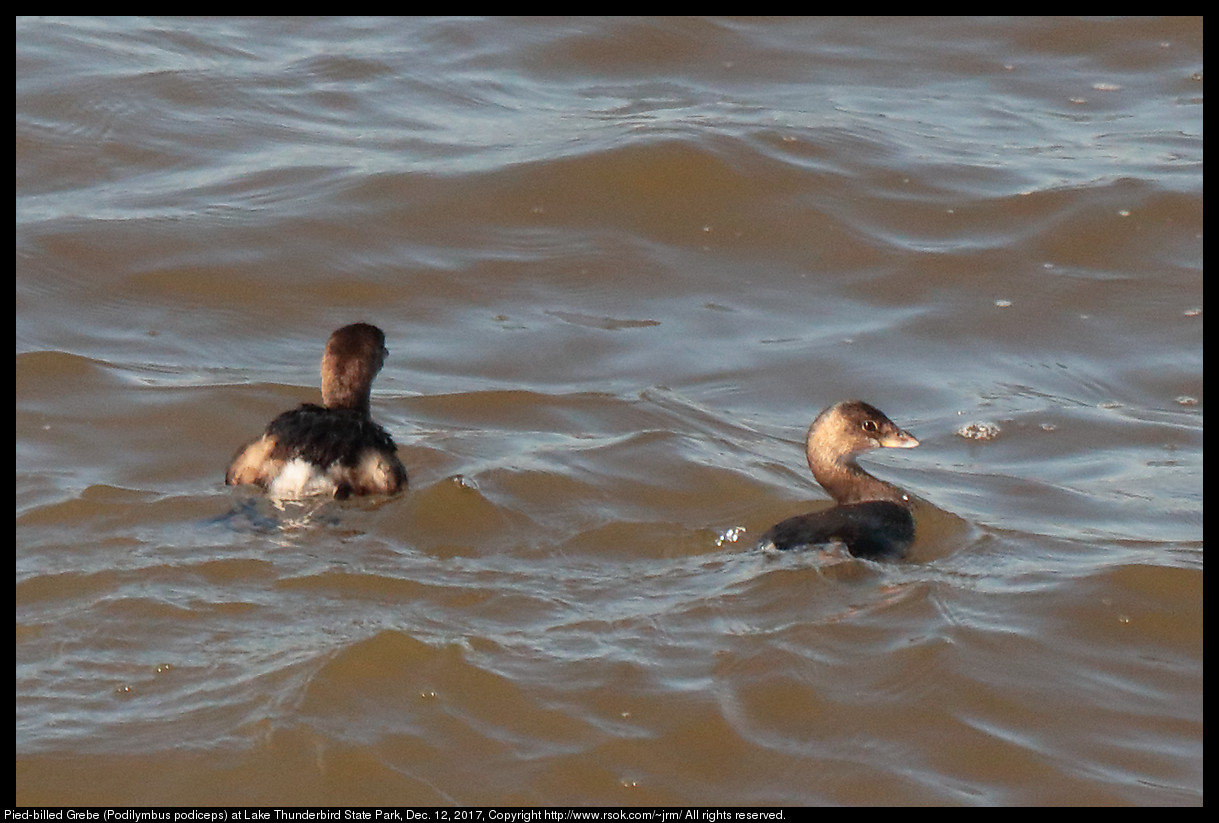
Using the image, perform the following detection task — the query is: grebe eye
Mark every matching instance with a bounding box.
[862,420,878,433]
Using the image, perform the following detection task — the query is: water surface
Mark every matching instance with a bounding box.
[16,16,1203,806]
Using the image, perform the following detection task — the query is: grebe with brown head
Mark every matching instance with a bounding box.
[226,323,407,500]
[759,400,919,560]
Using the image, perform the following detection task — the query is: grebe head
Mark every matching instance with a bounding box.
[807,401,919,462]
[804,400,918,505]
[320,323,388,413]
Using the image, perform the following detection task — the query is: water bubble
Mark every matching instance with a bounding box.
[957,422,1001,441]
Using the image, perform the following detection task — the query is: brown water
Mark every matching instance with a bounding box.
[16,17,1202,806]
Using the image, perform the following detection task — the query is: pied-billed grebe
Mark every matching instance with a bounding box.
[226,323,407,500]
[759,400,919,560]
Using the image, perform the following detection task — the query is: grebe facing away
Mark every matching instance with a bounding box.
[226,323,407,500]
[759,401,919,560]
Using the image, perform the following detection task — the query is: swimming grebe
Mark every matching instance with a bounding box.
[225,323,407,500]
[759,401,919,560]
